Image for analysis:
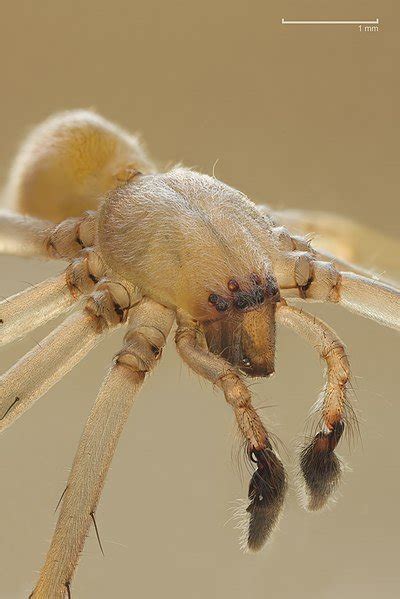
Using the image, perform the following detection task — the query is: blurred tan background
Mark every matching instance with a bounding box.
[0,1,399,597]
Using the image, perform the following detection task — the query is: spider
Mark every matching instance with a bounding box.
[0,110,398,598]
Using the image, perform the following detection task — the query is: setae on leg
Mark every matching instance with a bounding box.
[30,298,174,598]
[175,310,287,551]
[0,276,137,432]
[0,248,106,345]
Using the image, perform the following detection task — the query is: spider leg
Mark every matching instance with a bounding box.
[0,209,97,259]
[312,248,381,280]
[267,206,400,278]
[0,248,106,345]
[0,277,139,432]
[175,310,287,552]
[276,301,351,510]
[0,210,53,257]
[269,219,385,280]
[30,298,174,599]
[273,244,400,331]
[290,266,399,331]
[334,272,399,330]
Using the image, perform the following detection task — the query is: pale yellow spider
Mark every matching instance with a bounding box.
[0,111,398,598]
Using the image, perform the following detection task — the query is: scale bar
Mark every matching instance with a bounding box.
[282,19,379,25]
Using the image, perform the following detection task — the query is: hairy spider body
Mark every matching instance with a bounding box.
[0,110,398,598]
[98,169,280,376]
[3,110,155,221]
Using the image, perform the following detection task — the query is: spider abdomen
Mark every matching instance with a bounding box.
[5,110,155,222]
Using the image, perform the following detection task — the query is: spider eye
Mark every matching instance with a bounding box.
[215,299,229,312]
[227,279,240,292]
[208,293,230,312]
[234,292,251,310]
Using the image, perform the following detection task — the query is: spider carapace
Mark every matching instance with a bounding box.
[0,110,398,598]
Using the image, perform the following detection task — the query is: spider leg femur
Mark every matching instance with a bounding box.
[276,302,351,510]
[0,209,98,258]
[269,228,400,331]
[0,210,53,257]
[335,272,399,330]
[0,273,138,432]
[30,298,174,599]
[175,310,287,551]
[0,247,106,345]
[266,206,400,280]
[293,264,399,331]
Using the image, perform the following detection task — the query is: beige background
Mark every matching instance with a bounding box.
[0,1,399,598]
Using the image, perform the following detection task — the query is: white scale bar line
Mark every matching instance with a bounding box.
[282,19,379,25]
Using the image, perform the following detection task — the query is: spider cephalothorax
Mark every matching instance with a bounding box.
[98,169,282,379]
[0,110,398,598]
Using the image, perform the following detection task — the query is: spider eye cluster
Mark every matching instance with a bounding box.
[208,274,280,312]
[208,294,230,312]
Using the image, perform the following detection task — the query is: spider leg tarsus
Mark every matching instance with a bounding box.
[299,421,344,511]
[246,445,287,551]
